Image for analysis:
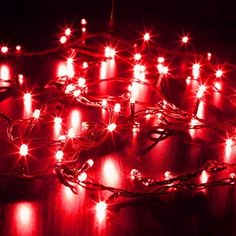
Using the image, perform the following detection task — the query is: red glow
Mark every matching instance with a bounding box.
[214,81,221,90]
[82,61,88,69]
[81,18,87,25]
[134,53,142,61]
[56,150,64,161]
[107,123,116,132]
[60,36,67,44]
[105,46,116,58]
[1,46,8,54]
[18,74,24,85]
[68,128,76,138]
[200,170,208,183]
[78,172,87,181]
[82,27,86,33]
[71,110,80,131]
[96,201,107,222]
[192,63,200,79]
[16,45,21,51]
[114,103,121,112]
[157,57,165,63]
[196,85,206,98]
[66,58,75,78]
[65,28,71,36]
[216,69,223,78]
[23,93,32,116]
[182,36,189,43]
[33,109,40,119]
[207,52,212,60]
[103,159,119,185]
[134,64,145,80]
[20,144,28,156]
[78,77,86,87]
[0,65,10,80]
[102,99,107,108]
[15,202,36,235]
[225,138,233,160]
[144,33,150,41]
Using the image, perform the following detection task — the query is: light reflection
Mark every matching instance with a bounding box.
[23,93,32,118]
[54,117,62,138]
[0,65,10,80]
[100,59,116,80]
[96,201,107,223]
[103,159,119,186]
[70,109,81,133]
[225,138,233,160]
[14,202,37,236]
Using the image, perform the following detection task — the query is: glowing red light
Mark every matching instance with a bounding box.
[78,172,87,181]
[68,128,76,138]
[18,74,24,84]
[182,36,189,43]
[81,18,87,25]
[20,144,28,156]
[216,69,223,78]
[33,109,40,119]
[102,99,107,108]
[0,65,10,80]
[73,90,81,97]
[144,33,150,41]
[82,27,86,33]
[107,123,116,132]
[56,150,64,161]
[1,46,8,54]
[134,53,142,61]
[60,36,67,44]
[65,28,71,36]
[214,81,221,90]
[192,63,200,79]
[24,93,31,102]
[157,57,165,63]
[226,138,233,147]
[207,52,212,60]
[96,201,107,222]
[103,160,119,185]
[200,170,208,183]
[78,77,86,87]
[16,45,21,52]
[114,103,121,112]
[82,61,88,69]
[196,85,206,98]
[105,46,116,58]
[54,117,62,124]
[17,203,32,225]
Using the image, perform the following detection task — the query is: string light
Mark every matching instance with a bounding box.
[107,123,116,132]
[1,46,8,54]
[143,33,150,41]
[1,20,236,216]
[182,36,189,44]
[19,144,28,156]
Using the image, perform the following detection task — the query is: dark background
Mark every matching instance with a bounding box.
[0,0,236,55]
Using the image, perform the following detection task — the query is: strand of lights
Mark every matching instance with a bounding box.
[0,20,236,217]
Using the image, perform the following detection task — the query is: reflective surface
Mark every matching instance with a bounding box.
[1,55,236,236]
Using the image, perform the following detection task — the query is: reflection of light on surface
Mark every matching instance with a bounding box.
[14,202,36,236]
[57,62,68,77]
[63,186,75,201]
[189,118,197,138]
[134,64,145,80]
[200,170,208,184]
[96,201,107,222]
[192,63,200,79]
[225,138,233,160]
[54,117,62,138]
[103,159,119,185]
[71,110,80,132]
[196,101,204,118]
[100,61,107,79]
[23,93,32,117]
[0,65,10,80]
